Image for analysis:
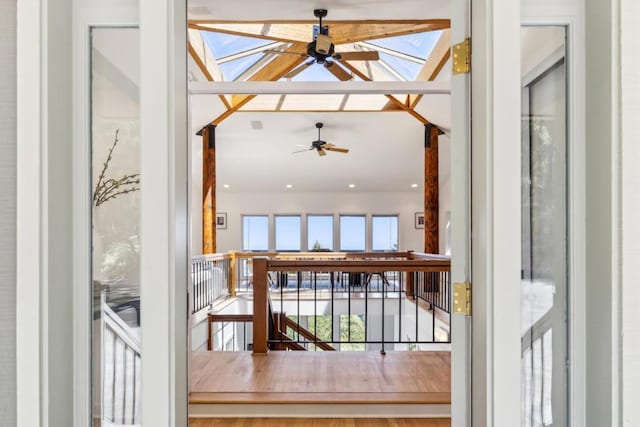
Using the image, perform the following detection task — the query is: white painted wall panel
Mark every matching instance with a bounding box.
[621,1,640,425]
[0,0,16,423]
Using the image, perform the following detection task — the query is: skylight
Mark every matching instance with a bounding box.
[189,20,450,115]
[367,31,442,60]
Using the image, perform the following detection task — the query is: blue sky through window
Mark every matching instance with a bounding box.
[243,216,269,251]
[340,216,366,251]
[275,216,301,251]
[372,216,399,251]
[202,32,271,81]
[307,215,334,250]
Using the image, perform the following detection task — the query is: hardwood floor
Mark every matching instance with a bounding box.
[190,351,451,404]
[189,418,451,427]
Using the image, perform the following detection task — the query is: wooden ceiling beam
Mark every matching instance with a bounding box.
[331,21,450,45]
[189,23,310,44]
[409,30,451,108]
[188,42,231,110]
[188,20,451,46]
[338,60,430,124]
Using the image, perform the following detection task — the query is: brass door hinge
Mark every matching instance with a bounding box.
[453,282,472,316]
[452,38,471,75]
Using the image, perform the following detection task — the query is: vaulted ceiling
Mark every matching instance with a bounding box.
[187,0,452,192]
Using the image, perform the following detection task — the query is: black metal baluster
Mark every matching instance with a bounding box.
[415,273,419,344]
[313,271,317,351]
[399,269,402,345]
[381,269,385,355]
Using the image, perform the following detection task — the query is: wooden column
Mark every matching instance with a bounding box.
[252,257,269,355]
[424,124,439,254]
[202,124,216,254]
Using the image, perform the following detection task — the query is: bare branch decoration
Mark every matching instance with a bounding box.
[93,129,141,207]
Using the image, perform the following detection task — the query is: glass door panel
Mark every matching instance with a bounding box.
[521,26,567,427]
[91,27,141,426]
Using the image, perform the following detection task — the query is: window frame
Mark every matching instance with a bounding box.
[306,214,335,252]
[274,214,302,252]
[338,214,367,252]
[241,214,270,252]
[371,214,400,252]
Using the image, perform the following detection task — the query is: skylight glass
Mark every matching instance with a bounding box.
[290,62,340,82]
[202,31,272,59]
[202,32,272,80]
[218,52,263,81]
[377,52,423,81]
[367,31,442,60]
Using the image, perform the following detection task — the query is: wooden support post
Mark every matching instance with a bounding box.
[424,124,440,254]
[404,251,415,298]
[202,124,216,254]
[252,257,269,355]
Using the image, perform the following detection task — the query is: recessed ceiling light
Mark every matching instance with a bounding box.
[411,184,419,188]
[223,184,230,188]
[348,184,356,188]
[286,184,293,189]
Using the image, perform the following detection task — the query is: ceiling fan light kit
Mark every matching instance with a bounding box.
[277,9,381,80]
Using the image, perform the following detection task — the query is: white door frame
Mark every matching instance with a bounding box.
[470,0,522,426]
[16,1,601,427]
[521,4,587,426]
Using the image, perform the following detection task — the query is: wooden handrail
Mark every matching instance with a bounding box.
[265,259,450,273]
[282,315,335,351]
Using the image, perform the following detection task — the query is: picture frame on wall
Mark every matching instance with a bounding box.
[216,212,227,229]
[415,212,425,229]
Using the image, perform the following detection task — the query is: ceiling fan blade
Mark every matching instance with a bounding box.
[292,148,313,154]
[264,49,308,57]
[324,61,353,81]
[284,60,314,78]
[317,149,327,157]
[334,51,380,61]
[324,146,349,153]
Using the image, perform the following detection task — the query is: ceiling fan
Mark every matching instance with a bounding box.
[293,122,350,157]
[268,9,380,80]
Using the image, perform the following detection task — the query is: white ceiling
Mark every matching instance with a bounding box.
[188,0,450,21]
[188,0,451,192]
[206,111,432,192]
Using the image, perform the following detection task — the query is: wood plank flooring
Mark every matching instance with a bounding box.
[189,418,451,427]
[190,351,450,404]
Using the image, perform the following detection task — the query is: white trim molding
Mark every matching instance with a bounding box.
[139,0,189,425]
[16,0,44,425]
[471,0,522,426]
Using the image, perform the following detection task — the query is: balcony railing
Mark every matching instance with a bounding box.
[191,253,230,313]
[191,251,452,353]
[251,253,451,354]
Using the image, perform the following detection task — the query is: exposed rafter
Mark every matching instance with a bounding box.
[409,30,451,108]
[188,42,231,110]
[188,20,450,46]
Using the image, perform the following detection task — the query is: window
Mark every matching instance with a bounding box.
[275,215,301,251]
[242,215,269,251]
[307,215,334,251]
[372,215,399,251]
[339,215,366,251]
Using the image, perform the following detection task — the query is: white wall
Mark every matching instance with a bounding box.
[621,1,640,425]
[0,0,16,422]
[191,133,452,255]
